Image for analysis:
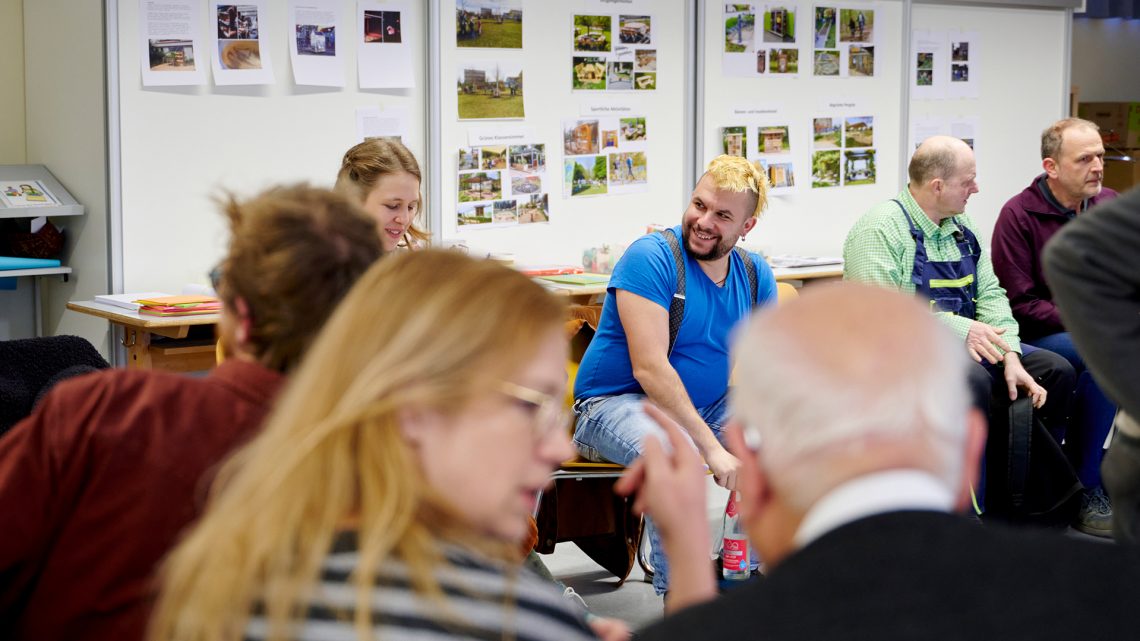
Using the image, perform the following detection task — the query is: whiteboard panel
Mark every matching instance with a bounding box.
[434,0,691,265]
[909,3,1068,243]
[114,0,427,292]
[700,0,905,257]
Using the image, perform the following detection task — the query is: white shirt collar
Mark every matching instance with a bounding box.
[793,469,955,548]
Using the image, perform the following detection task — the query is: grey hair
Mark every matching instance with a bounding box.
[908,141,961,186]
[730,304,971,510]
[1041,117,1099,160]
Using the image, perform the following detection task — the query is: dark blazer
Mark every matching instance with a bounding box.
[638,510,1140,641]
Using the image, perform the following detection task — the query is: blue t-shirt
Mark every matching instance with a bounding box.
[574,226,777,408]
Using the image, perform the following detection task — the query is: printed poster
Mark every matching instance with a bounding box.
[0,181,59,209]
[571,13,657,91]
[456,0,523,49]
[139,0,208,86]
[946,31,980,99]
[289,0,346,87]
[724,3,801,78]
[359,2,415,88]
[911,30,947,99]
[721,105,798,196]
[355,105,411,143]
[456,60,525,120]
[812,109,876,188]
[562,110,649,198]
[811,4,876,78]
[211,2,275,85]
[457,135,549,228]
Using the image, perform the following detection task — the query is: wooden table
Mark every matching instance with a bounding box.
[67,300,219,372]
[536,264,843,304]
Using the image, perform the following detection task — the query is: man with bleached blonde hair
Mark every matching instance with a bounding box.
[625,283,1140,639]
[573,155,778,596]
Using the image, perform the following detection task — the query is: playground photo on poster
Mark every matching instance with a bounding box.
[757,126,791,154]
[564,120,600,155]
[458,147,480,171]
[813,117,839,149]
[844,116,874,147]
[491,199,518,223]
[633,72,656,90]
[725,6,755,53]
[768,48,798,73]
[722,126,747,157]
[511,175,542,195]
[296,24,335,56]
[519,193,549,223]
[574,15,612,52]
[952,63,969,82]
[457,171,502,202]
[509,144,545,174]
[619,15,651,44]
[812,150,840,187]
[758,158,796,189]
[572,56,607,90]
[844,149,876,185]
[564,155,609,197]
[457,1,522,49]
[839,8,873,43]
[610,152,647,186]
[635,48,657,71]
[457,61,525,120]
[363,11,401,43]
[952,41,969,61]
[621,117,647,141]
[813,49,839,76]
[916,52,933,70]
[814,6,836,48]
[479,145,507,170]
[849,45,874,76]
[607,61,633,90]
[148,40,196,71]
[762,5,796,44]
[917,68,933,86]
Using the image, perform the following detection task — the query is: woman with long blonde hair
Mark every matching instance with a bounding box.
[335,139,429,252]
[149,250,599,641]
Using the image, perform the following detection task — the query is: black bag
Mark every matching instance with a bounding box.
[989,397,1083,520]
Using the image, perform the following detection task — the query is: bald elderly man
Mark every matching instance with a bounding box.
[842,136,1076,516]
[625,283,1140,639]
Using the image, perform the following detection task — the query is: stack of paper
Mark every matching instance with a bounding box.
[95,292,172,312]
[537,273,610,286]
[136,295,221,317]
[518,265,585,277]
[767,255,844,268]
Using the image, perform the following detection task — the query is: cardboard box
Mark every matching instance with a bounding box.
[1103,150,1140,193]
[1079,102,1140,148]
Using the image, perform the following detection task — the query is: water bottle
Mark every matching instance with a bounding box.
[721,491,750,580]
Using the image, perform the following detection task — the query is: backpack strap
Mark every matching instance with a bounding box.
[733,245,759,305]
[659,229,686,356]
[1007,397,1034,511]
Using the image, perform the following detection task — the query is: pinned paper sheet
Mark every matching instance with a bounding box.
[358,1,415,89]
[355,105,411,143]
[139,0,208,87]
[288,0,346,87]
[210,1,275,86]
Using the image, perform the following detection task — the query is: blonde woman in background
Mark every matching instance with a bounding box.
[336,139,429,251]
[149,251,604,641]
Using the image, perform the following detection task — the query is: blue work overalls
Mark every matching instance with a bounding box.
[894,199,980,317]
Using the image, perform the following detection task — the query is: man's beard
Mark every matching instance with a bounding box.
[682,223,735,261]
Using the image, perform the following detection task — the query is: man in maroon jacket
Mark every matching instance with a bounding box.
[991,117,1118,536]
[0,185,382,641]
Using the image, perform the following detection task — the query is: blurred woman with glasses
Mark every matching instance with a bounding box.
[149,250,603,641]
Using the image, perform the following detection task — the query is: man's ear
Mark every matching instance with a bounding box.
[955,407,988,513]
[232,296,253,348]
[724,420,768,524]
[741,215,758,239]
[1042,156,1059,180]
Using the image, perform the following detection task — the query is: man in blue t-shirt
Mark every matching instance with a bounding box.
[573,155,777,598]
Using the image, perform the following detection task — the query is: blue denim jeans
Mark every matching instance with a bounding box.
[1028,332,1116,489]
[572,393,730,595]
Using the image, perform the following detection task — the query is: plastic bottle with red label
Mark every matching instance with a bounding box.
[721,490,750,580]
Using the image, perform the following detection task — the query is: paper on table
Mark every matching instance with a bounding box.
[139,0,208,87]
[288,0,346,87]
[358,1,415,89]
[94,292,174,312]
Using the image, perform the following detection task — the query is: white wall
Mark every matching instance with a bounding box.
[23,0,112,354]
[1071,17,1140,103]
[0,0,32,341]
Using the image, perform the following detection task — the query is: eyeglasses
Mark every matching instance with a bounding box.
[497,381,568,443]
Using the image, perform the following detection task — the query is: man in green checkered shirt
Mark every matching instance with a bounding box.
[843,135,1076,514]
